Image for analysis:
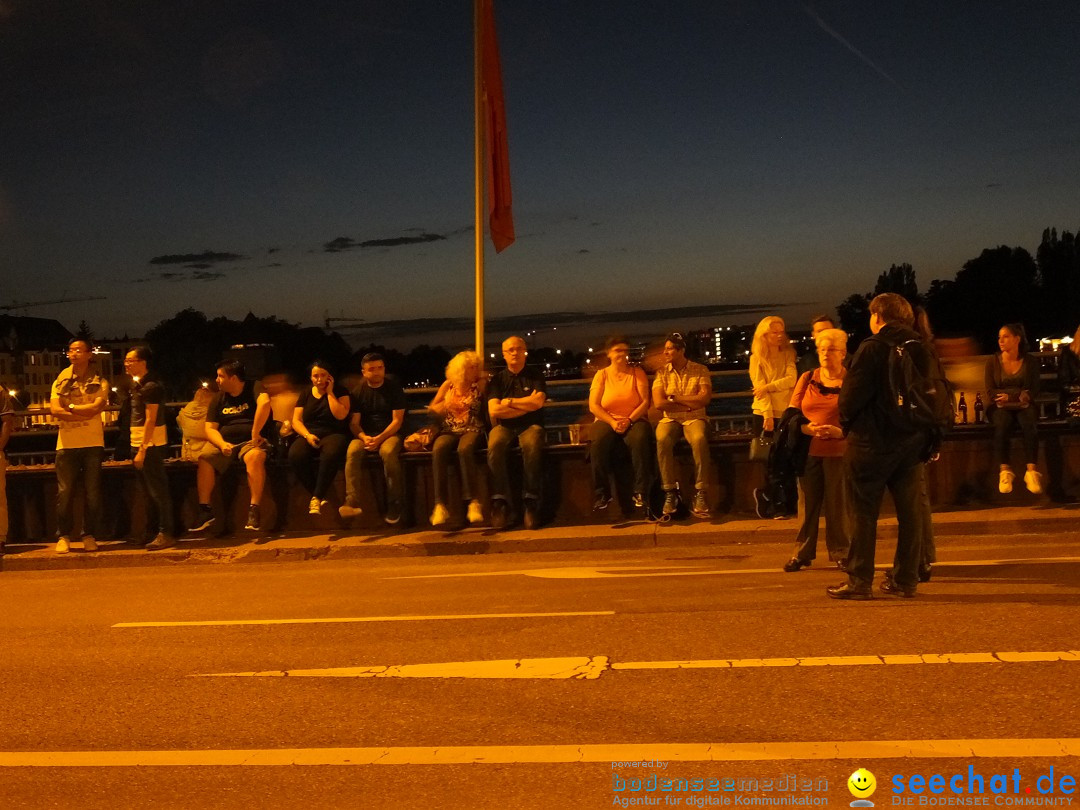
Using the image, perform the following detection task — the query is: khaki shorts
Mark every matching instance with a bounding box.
[200,440,265,474]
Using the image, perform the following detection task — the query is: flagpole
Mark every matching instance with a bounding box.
[473,0,485,363]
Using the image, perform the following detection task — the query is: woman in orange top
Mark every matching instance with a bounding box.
[588,335,654,512]
[783,328,850,572]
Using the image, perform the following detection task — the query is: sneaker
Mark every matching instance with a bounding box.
[523,498,539,531]
[191,506,215,532]
[1024,469,1043,494]
[631,493,645,509]
[753,487,772,519]
[338,502,363,519]
[998,468,1015,494]
[467,499,484,525]
[691,489,710,520]
[662,490,680,516]
[430,503,449,526]
[308,497,322,515]
[55,536,71,554]
[592,493,612,511]
[245,504,261,531]
[81,535,98,552]
[491,499,509,530]
[384,502,402,526]
[825,582,873,600]
[146,533,176,551]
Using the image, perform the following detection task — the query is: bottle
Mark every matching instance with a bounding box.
[958,392,968,424]
[974,392,984,424]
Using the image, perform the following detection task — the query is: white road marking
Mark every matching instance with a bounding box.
[389,556,1080,580]
[198,650,1080,679]
[2,739,1078,767]
[112,611,613,629]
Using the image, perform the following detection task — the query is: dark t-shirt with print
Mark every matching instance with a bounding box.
[350,377,408,437]
[296,385,350,438]
[208,380,259,445]
[487,365,547,429]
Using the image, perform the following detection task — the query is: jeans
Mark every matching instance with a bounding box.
[432,431,482,504]
[590,420,654,497]
[655,418,710,492]
[136,444,176,538]
[990,406,1038,467]
[344,434,404,508]
[487,423,545,502]
[793,455,849,563]
[288,433,349,500]
[55,446,104,539]
[844,434,925,590]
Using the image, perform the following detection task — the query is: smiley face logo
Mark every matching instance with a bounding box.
[848,768,877,799]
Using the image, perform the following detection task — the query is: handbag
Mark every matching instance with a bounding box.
[749,432,774,462]
[403,425,437,452]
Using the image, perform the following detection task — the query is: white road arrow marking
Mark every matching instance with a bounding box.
[198,649,1080,679]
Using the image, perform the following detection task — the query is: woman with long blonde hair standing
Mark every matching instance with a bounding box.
[749,315,797,518]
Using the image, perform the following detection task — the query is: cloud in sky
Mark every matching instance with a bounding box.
[149,250,247,265]
[322,228,470,253]
[802,5,905,93]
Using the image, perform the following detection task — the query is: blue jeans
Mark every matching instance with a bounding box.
[55,446,104,538]
[487,423,545,502]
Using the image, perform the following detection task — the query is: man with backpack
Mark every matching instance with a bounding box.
[829,293,943,600]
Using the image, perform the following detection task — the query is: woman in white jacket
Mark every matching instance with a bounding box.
[749,315,797,518]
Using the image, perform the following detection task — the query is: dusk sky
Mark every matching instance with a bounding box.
[1,1,1078,346]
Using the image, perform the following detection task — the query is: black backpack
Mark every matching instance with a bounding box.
[874,334,953,457]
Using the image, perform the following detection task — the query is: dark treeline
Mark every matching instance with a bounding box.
[836,227,1080,350]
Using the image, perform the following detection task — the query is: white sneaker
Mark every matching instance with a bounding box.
[308,497,322,515]
[1024,469,1043,494]
[430,503,450,526]
[81,535,98,552]
[467,499,484,525]
[55,537,71,554]
[998,469,1015,494]
[338,503,363,519]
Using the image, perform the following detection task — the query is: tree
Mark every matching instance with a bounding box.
[836,263,922,345]
[76,320,94,342]
[1037,227,1080,336]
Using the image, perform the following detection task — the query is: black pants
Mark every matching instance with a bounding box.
[844,435,925,590]
[135,444,176,538]
[590,420,654,497]
[990,406,1038,467]
[288,433,349,500]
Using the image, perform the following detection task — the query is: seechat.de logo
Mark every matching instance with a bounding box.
[849,768,878,807]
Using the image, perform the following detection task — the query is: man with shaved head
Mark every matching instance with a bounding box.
[487,335,547,530]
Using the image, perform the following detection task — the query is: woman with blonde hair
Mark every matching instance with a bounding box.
[1058,324,1080,423]
[783,328,850,571]
[428,350,486,527]
[749,315,797,518]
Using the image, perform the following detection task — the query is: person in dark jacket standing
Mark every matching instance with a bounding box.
[828,293,928,600]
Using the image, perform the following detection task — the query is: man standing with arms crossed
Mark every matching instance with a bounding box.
[487,336,547,530]
[49,337,108,553]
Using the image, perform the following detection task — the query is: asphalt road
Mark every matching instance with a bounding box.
[2,531,1079,809]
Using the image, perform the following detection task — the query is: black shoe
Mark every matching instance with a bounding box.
[826,582,873,600]
[592,493,612,511]
[918,563,932,583]
[662,490,680,516]
[880,572,916,598]
[753,488,772,519]
[631,493,645,509]
[523,498,539,531]
[491,499,509,531]
[783,557,811,572]
[245,504,261,531]
[384,502,402,526]
[836,559,849,573]
[191,507,215,533]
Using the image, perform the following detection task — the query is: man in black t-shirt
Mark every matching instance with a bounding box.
[339,353,408,525]
[123,347,178,549]
[487,336,547,530]
[194,359,271,532]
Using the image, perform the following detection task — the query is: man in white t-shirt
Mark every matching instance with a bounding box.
[49,338,108,553]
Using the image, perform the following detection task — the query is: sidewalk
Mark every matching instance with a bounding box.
[2,504,1079,573]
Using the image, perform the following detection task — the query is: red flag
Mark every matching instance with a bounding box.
[479,0,514,252]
